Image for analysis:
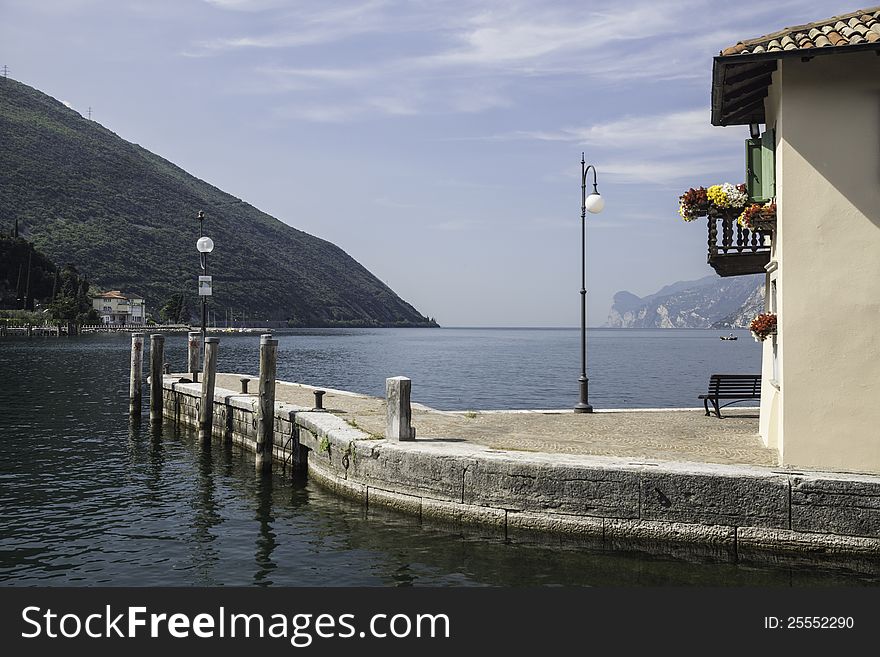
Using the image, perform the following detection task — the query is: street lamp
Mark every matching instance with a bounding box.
[575,153,604,413]
[196,211,214,346]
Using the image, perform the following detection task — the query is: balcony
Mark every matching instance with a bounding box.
[707,211,771,277]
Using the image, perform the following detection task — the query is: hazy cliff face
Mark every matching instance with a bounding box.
[605,275,764,329]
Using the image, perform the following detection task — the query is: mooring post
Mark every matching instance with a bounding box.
[129,332,144,416]
[386,376,415,441]
[255,334,278,472]
[188,331,201,382]
[149,334,165,423]
[199,337,219,444]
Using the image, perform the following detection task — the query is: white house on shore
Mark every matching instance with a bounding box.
[92,290,145,326]
[710,7,880,473]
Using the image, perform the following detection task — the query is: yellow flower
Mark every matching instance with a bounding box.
[706,185,729,208]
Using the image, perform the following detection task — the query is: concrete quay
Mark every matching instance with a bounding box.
[160,373,880,573]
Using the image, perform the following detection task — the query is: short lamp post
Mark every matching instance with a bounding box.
[575,153,604,413]
[196,210,214,347]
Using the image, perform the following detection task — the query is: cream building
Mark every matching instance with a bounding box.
[92,291,145,326]
[710,8,880,473]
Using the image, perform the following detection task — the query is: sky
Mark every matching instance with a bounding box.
[0,0,860,326]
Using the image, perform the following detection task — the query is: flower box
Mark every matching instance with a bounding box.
[738,202,776,232]
[749,312,777,342]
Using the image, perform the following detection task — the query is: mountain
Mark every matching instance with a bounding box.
[605,274,764,328]
[0,77,436,327]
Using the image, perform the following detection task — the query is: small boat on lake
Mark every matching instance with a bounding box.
[720,333,738,341]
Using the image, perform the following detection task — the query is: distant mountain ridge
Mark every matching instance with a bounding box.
[0,77,436,327]
[605,274,764,329]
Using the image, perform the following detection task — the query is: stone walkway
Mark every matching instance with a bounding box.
[213,373,778,467]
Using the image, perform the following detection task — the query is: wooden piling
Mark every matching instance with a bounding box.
[386,376,416,441]
[129,333,144,416]
[188,331,201,382]
[199,337,219,444]
[255,334,278,472]
[149,334,165,423]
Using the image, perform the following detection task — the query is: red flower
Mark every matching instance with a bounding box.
[749,313,777,341]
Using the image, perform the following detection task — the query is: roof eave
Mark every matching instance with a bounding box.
[711,43,880,126]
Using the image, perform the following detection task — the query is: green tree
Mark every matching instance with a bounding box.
[47,264,94,324]
[159,293,190,324]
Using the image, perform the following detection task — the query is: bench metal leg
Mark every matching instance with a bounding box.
[712,399,722,419]
[703,399,710,416]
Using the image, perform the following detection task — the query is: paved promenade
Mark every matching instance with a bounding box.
[213,373,778,468]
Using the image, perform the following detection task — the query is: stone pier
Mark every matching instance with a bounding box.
[159,372,880,573]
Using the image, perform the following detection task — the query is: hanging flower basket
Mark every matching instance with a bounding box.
[749,312,777,342]
[738,202,776,232]
[678,183,748,222]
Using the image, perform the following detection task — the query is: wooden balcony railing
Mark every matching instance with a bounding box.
[707,210,772,277]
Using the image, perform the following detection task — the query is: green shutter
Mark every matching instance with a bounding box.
[745,138,763,202]
[745,131,776,203]
[761,129,776,200]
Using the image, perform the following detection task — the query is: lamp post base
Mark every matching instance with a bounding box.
[574,376,593,413]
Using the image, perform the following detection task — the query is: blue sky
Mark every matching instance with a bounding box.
[1,0,859,326]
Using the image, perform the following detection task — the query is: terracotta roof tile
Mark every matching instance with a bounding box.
[720,6,880,57]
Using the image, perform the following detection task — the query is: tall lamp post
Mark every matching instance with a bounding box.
[196,211,214,346]
[575,153,605,413]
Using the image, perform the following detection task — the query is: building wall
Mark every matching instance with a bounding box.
[92,294,144,325]
[770,52,880,473]
[759,68,783,453]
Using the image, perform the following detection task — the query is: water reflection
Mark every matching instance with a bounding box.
[191,441,221,584]
[253,474,277,586]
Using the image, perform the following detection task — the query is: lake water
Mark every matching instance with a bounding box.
[156,327,763,410]
[1,329,876,586]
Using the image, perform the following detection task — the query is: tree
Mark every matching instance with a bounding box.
[47,264,94,324]
[159,293,190,324]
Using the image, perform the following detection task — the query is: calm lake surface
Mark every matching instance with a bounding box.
[1,329,876,586]
[161,327,761,410]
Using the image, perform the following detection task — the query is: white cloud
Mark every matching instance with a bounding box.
[520,109,744,150]
[202,0,316,12]
[413,2,684,72]
[188,0,715,120]
[598,156,742,185]
[193,0,390,53]
[185,0,834,125]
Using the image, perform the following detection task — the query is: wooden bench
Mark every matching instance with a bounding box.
[698,374,761,418]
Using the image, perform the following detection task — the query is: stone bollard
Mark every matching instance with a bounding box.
[386,376,416,441]
[188,331,201,383]
[313,390,326,411]
[199,337,219,444]
[129,333,144,416]
[240,377,250,394]
[149,334,165,423]
[255,334,278,472]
